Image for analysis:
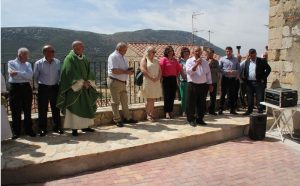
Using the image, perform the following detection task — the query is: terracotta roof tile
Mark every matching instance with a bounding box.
[127,42,220,60]
[127,42,201,59]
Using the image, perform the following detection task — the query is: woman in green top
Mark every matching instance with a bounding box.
[178,47,190,116]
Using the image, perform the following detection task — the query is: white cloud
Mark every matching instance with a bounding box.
[1,0,269,54]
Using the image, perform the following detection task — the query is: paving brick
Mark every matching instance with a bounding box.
[34,137,300,186]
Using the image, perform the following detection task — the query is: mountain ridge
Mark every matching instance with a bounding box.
[1,27,225,63]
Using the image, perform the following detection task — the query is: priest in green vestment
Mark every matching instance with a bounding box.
[57,41,98,136]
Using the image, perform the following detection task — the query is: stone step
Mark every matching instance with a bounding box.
[1,114,272,185]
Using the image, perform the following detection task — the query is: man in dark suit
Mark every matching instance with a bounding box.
[241,48,271,115]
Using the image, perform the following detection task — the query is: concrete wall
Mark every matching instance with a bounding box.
[268,0,300,134]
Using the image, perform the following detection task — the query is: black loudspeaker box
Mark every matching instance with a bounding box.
[249,114,267,140]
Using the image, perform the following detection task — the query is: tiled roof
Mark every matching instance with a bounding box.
[127,42,220,60]
[127,42,201,58]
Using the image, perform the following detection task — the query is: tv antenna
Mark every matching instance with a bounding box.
[192,12,204,44]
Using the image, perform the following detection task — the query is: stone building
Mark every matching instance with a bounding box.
[268,0,300,134]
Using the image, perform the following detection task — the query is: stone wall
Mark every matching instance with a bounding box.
[13,101,181,134]
[268,0,300,134]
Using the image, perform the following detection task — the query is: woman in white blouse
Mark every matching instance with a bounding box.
[139,46,162,121]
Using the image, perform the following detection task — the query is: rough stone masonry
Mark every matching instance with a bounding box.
[268,0,300,134]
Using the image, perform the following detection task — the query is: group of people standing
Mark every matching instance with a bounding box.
[2,41,98,139]
[139,45,271,127]
[137,45,216,126]
[1,41,271,140]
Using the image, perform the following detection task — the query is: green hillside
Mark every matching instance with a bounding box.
[1,27,225,63]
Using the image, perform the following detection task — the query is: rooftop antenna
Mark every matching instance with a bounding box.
[192,12,204,44]
[199,29,214,45]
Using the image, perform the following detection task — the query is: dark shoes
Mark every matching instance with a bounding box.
[116,121,124,127]
[12,130,36,139]
[257,110,264,114]
[218,110,239,115]
[196,119,207,126]
[123,118,137,124]
[209,111,217,116]
[189,121,197,127]
[230,111,239,115]
[72,128,94,137]
[72,129,78,136]
[243,109,263,115]
[26,130,36,137]
[12,134,20,140]
[39,130,47,137]
[82,128,95,132]
[189,119,207,127]
[40,128,64,136]
[53,128,64,134]
[243,111,252,116]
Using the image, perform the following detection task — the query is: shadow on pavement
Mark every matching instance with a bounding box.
[126,122,178,132]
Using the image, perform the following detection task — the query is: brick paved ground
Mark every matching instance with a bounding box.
[33,137,300,186]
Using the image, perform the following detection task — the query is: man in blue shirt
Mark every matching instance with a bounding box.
[218,46,240,115]
[8,48,36,139]
[34,45,63,136]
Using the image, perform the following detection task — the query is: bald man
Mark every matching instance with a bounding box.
[57,41,98,136]
[34,45,63,136]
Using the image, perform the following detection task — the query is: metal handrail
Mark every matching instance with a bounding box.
[1,56,165,114]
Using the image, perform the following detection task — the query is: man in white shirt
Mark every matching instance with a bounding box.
[8,47,36,139]
[186,46,213,126]
[240,48,271,115]
[107,42,137,127]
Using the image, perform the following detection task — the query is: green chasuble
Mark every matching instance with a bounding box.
[57,50,98,118]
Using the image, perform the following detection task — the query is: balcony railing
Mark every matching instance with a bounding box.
[1,56,165,115]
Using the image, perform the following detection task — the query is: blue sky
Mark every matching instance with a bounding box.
[1,0,269,55]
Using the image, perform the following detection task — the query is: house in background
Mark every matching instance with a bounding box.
[125,42,221,64]
[124,42,221,104]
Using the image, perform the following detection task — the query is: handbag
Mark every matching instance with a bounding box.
[134,58,147,86]
[134,68,143,86]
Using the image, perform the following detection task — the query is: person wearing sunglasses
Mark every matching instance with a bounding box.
[34,45,63,136]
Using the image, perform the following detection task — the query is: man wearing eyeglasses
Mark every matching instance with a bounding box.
[34,45,63,136]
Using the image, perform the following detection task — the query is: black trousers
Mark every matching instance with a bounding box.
[9,83,33,135]
[239,81,247,108]
[162,76,177,112]
[234,79,240,108]
[186,82,208,122]
[208,83,217,113]
[37,84,61,131]
[219,76,236,111]
[246,81,264,112]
